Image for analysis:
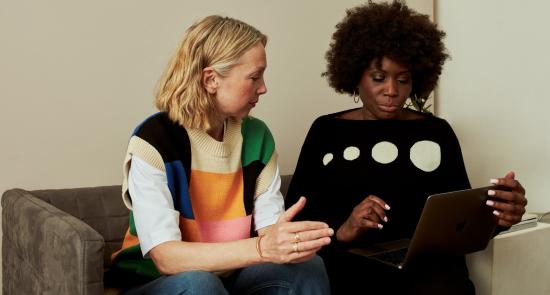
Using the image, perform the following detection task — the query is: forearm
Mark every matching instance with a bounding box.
[150,238,263,275]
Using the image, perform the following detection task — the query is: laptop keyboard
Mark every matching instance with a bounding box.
[370,247,408,266]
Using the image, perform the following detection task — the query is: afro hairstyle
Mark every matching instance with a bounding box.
[323,0,449,99]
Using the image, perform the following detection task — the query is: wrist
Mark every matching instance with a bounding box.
[255,235,266,262]
[337,220,360,242]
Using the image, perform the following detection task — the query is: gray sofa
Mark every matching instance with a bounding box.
[1,176,293,295]
[7,177,548,295]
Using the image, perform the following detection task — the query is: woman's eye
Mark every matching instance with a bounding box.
[372,76,385,82]
[398,78,409,84]
[397,76,411,84]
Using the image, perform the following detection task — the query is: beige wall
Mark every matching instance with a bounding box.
[436,0,550,212]
[0,0,353,193]
[0,0,431,193]
[2,0,549,221]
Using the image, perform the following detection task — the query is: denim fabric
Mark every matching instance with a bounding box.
[229,255,330,295]
[122,256,330,295]
[122,271,228,295]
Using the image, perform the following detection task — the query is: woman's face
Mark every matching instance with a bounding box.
[214,42,267,120]
[358,56,412,120]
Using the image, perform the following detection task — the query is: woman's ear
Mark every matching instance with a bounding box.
[202,67,218,94]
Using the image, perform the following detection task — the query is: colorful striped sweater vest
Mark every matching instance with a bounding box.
[111,112,277,279]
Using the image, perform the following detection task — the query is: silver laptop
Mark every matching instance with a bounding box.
[349,185,503,269]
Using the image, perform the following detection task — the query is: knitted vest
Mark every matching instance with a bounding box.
[111,112,277,279]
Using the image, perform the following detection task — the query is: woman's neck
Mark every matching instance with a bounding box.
[338,107,423,121]
[207,119,226,142]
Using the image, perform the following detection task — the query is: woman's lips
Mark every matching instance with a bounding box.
[379,104,398,112]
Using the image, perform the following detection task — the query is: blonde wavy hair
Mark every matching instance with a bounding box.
[155,15,268,130]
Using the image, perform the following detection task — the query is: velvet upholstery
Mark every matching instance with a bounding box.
[2,176,293,295]
[2,186,127,295]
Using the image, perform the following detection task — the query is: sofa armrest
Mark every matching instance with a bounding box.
[2,189,104,295]
[466,222,550,295]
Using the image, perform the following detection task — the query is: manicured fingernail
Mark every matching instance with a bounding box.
[383,216,388,222]
[486,200,494,206]
[490,179,499,184]
[377,224,383,229]
[328,228,334,235]
[493,210,500,216]
[488,190,496,196]
[385,204,391,210]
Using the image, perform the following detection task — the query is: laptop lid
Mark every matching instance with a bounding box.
[405,185,500,259]
[349,185,501,269]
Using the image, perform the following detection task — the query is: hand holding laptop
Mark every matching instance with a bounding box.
[336,195,391,243]
[349,185,505,269]
[485,171,527,227]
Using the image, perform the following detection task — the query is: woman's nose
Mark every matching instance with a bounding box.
[384,79,398,96]
[258,80,267,95]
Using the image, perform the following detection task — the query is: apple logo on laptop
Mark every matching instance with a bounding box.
[456,220,467,232]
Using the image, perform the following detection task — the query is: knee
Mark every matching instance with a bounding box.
[176,270,219,284]
[165,271,226,294]
[297,255,327,275]
[293,256,330,290]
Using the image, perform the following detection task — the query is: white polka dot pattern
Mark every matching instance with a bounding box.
[321,140,441,172]
[322,153,334,166]
[371,141,398,164]
[410,140,441,172]
[343,146,360,161]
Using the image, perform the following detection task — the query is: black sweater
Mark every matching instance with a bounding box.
[286,109,471,252]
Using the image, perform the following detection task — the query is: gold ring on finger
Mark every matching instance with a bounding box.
[294,232,300,243]
[293,242,299,253]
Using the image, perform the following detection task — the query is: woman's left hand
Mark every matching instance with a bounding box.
[258,197,333,264]
[485,171,527,227]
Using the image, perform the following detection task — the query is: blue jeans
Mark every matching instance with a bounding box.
[122,255,330,295]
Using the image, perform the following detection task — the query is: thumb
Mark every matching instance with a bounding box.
[278,196,306,223]
[504,171,515,180]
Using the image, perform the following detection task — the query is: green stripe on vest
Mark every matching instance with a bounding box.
[129,211,137,236]
[241,117,275,166]
[112,244,161,279]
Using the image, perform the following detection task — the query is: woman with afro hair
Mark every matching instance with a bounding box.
[285,1,527,294]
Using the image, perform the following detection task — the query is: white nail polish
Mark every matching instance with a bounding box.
[486,200,494,206]
[377,224,383,229]
[383,216,388,222]
[490,179,499,184]
[385,204,391,210]
[488,190,496,196]
[493,210,500,216]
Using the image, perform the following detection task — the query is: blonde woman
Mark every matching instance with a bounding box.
[111,15,333,294]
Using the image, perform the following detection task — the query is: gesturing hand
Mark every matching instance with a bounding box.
[485,171,527,227]
[336,195,390,243]
[259,197,334,264]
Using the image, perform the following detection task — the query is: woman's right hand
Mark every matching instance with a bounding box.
[336,195,390,242]
[259,197,334,264]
